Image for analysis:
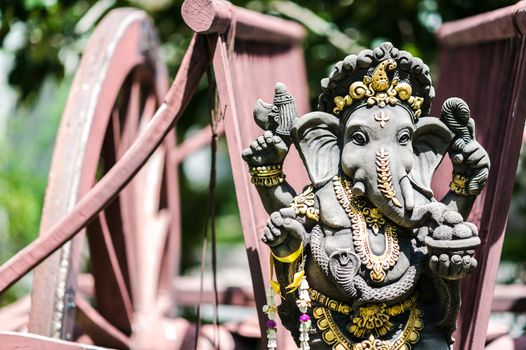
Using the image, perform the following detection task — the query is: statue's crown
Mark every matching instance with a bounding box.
[318,42,434,121]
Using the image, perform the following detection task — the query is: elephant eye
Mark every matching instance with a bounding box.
[351,131,368,146]
[398,131,411,145]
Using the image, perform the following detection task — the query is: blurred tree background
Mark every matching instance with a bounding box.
[0,0,523,307]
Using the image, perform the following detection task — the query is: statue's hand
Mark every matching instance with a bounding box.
[262,208,305,256]
[429,252,477,280]
[426,210,479,280]
[242,130,288,167]
[450,140,490,195]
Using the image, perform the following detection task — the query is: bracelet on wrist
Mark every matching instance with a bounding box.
[249,164,284,187]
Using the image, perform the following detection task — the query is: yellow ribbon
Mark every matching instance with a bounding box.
[285,270,304,293]
[269,242,304,296]
[271,242,303,263]
[269,254,281,295]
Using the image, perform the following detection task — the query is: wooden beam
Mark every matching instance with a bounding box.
[0,331,106,350]
[171,123,225,165]
[491,284,526,313]
[173,276,255,307]
[181,0,306,44]
[438,1,526,46]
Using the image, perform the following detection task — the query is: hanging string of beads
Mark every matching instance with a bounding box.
[263,286,278,350]
[265,236,310,349]
[297,276,312,350]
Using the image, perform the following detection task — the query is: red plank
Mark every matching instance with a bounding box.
[491,284,526,313]
[0,331,106,350]
[433,33,526,349]
[437,1,526,46]
[173,276,255,307]
[211,33,267,334]
[212,32,308,349]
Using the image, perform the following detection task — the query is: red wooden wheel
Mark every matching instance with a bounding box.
[28,8,183,348]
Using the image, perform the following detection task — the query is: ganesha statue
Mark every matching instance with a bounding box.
[242,42,490,350]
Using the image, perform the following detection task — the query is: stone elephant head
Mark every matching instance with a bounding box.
[292,105,454,228]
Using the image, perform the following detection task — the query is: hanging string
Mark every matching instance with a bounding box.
[195,54,222,350]
[207,64,221,350]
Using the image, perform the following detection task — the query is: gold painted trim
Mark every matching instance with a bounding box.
[375,147,402,208]
[249,164,285,187]
[449,174,470,196]
[354,197,386,235]
[332,60,424,118]
[291,185,320,221]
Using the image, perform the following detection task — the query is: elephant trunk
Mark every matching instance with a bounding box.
[375,147,402,208]
[366,148,443,229]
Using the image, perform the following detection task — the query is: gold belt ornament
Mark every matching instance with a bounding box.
[310,289,423,350]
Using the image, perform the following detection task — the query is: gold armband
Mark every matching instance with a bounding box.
[450,174,469,196]
[271,242,303,263]
[249,164,284,187]
[291,186,320,221]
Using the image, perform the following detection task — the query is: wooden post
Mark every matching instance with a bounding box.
[433,3,526,348]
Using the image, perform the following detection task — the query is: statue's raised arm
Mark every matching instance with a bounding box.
[241,83,300,214]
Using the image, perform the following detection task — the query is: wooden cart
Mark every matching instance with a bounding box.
[0,1,526,349]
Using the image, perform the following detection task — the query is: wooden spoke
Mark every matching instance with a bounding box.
[140,92,158,128]
[111,107,122,156]
[86,212,133,334]
[118,184,139,303]
[119,73,141,157]
[171,123,225,165]
[100,113,132,294]
[75,297,130,349]
[157,134,181,306]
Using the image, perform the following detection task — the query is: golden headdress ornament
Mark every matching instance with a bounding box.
[318,42,434,122]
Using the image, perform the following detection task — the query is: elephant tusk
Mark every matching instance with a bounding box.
[352,181,366,196]
[400,175,414,211]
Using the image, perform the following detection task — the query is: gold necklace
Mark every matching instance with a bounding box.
[353,197,386,235]
[333,176,400,282]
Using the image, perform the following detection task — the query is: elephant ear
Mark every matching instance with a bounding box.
[292,112,340,188]
[409,117,454,199]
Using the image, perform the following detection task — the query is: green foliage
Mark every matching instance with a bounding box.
[0,142,44,261]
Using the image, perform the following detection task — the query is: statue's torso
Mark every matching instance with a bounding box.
[307,182,417,304]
